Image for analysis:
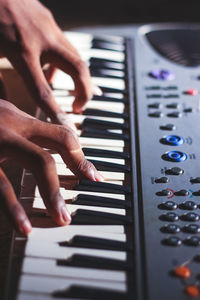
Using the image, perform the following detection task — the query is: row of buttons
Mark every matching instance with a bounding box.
[148,103,194,112]
[147,94,179,98]
[159,201,200,210]
[145,85,178,91]
[148,111,182,118]
[163,236,200,246]
[161,223,200,234]
[155,176,200,183]
[157,189,200,196]
[149,103,180,109]
[160,212,200,222]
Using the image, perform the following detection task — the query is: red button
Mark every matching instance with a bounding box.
[173,266,191,279]
[184,89,198,96]
[185,285,199,297]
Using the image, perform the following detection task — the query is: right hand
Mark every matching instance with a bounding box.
[0,100,103,235]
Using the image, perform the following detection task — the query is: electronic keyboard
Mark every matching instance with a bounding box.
[6,23,200,300]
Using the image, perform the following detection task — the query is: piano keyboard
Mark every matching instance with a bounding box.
[7,23,200,300]
[5,32,136,300]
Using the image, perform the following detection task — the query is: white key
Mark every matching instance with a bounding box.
[53,89,124,100]
[66,113,124,125]
[52,154,125,165]
[25,241,126,260]
[81,49,125,63]
[53,70,125,91]
[56,165,125,181]
[79,137,124,147]
[33,201,125,216]
[29,227,126,242]
[19,274,127,294]
[22,258,126,283]
[92,77,125,91]
[59,100,125,113]
[34,186,125,200]
[65,32,124,47]
[53,71,74,90]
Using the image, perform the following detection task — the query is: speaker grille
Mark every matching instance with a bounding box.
[146,29,200,67]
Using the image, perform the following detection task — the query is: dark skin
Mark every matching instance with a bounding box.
[0,0,103,235]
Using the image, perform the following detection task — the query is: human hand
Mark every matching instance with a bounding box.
[0,0,94,124]
[0,100,103,235]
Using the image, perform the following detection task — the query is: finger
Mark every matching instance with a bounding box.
[45,42,93,113]
[8,53,63,123]
[0,131,72,225]
[22,118,103,181]
[44,64,57,85]
[0,72,7,99]
[0,167,32,235]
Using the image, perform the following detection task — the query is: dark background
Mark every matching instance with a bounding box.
[41,0,200,29]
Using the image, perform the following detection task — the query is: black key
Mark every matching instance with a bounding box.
[53,285,128,300]
[90,69,125,79]
[59,235,132,251]
[79,118,129,130]
[93,95,128,103]
[71,209,132,225]
[72,194,131,208]
[88,159,130,172]
[91,40,124,52]
[82,147,130,159]
[98,85,127,95]
[83,108,128,119]
[92,37,124,45]
[90,57,125,70]
[81,127,129,141]
[57,254,130,271]
[75,180,131,194]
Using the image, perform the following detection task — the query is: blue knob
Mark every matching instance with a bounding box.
[164,151,187,162]
[163,135,184,146]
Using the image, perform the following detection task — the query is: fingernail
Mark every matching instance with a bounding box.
[87,168,96,181]
[93,85,103,96]
[22,219,32,236]
[95,171,104,182]
[61,206,71,224]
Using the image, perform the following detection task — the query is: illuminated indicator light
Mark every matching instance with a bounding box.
[184,89,198,96]
[185,285,199,298]
[173,266,191,279]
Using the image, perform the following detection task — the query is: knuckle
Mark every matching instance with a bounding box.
[75,59,89,76]
[34,151,55,171]
[60,126,79,146]
[77,158,93,173]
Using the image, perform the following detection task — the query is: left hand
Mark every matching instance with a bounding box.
[0,0,93,124]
